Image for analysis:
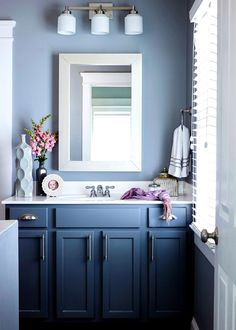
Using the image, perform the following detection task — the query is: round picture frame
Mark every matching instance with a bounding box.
[42,174,64,197]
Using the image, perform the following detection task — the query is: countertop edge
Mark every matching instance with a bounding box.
[2,197,193,205]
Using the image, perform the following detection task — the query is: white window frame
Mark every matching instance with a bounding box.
[190,0,217,231]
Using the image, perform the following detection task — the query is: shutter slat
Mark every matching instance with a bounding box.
[191,0,217,231]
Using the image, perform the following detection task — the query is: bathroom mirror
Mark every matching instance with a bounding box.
[59,53,142,171]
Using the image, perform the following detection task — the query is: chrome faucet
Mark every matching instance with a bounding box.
[85,185,115,197]
[104,185,115,197]
[85,186,97,197]
[96,185,104,197]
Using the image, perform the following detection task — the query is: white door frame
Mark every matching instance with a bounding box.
[214,0,236,329]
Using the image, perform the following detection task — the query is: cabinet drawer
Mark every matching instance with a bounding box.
[56,208,141,228]
[9,207,48,228]
[148,205,191,227]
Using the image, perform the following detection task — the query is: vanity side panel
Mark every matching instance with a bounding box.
[0,222,19,330]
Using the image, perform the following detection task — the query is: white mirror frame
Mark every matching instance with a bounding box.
[59,53,142,172]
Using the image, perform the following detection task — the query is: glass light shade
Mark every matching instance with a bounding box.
[57,12,76,35]
[91,13,109,35]
[125,13,143,35]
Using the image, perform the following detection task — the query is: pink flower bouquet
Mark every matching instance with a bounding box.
[24,114,58,165]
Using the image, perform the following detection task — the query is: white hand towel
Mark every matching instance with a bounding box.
[168,125,190,178]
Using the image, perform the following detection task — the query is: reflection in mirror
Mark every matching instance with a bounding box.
[80,72,131,162]
[91,86,131,161]
[59,53,142,171]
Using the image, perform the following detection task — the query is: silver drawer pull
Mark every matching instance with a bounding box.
[19,214,38,221]
[41,235,45,261]
[151,235,155,262]
[87,235,92,261]
[103,235,108,261]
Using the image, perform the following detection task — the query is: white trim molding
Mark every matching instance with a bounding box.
[0,20,16,219]
[0,20,16,38]
[189,0,212,22]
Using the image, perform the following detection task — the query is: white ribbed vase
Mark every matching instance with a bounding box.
[15,134,33,197]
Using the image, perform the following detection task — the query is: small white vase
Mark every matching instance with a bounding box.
[15,134,33,197]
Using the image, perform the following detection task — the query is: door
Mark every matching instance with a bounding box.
[149,230,186,318]
[56,231,94,318]
[19,230,48,318]
[102,231,140,318]
[214,0,236,328]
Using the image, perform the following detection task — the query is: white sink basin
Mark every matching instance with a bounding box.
[57,194,119,202]
[57,194,87,200]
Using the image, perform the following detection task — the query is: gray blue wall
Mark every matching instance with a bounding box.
[0,0,190,182]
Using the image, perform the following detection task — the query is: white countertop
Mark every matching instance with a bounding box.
[1,181,192,205]
[2,194,192,205]
[0,220,17,236]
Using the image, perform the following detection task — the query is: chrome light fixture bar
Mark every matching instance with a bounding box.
[57,3,143,36]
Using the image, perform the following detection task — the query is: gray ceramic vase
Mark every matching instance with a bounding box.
[15,134,33,197]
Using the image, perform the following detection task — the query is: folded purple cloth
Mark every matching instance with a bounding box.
[120,188,172,220]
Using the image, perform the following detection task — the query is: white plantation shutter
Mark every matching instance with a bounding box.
[190,0,217,231]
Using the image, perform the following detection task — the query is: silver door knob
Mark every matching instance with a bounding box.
[201,227,219,245]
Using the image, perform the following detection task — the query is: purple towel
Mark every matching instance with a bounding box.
[121,188,173,220]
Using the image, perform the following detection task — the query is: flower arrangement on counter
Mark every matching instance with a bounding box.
[24,114,58,165]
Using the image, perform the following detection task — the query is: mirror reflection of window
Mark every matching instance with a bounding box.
[91,87,131,161]
[80,72,132,162]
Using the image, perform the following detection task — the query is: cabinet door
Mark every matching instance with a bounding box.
[102,231,140,318]
[56,231,94,318]
[19,230,48,318]
[149,230,186,318]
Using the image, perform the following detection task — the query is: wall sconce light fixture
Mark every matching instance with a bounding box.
[57,3,143,36]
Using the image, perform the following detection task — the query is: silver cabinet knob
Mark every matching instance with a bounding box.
[201,227,219,245]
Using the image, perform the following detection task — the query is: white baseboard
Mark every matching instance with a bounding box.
[191,317,200,330]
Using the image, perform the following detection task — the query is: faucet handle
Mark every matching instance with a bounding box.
[96,185,104,197]
[104,185,115,197]
[85,185,97,197]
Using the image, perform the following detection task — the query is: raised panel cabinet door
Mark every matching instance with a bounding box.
[102,231,140,318]
[56,231,95,318]
[19,230,48,318]
[148,230,186,318]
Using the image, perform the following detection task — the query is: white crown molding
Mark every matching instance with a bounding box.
[0,20,16,218]
[0,20,16,38]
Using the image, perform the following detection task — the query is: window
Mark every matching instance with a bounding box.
[91,87,131,161]
[80,72,132,162]
[190,0,217,231]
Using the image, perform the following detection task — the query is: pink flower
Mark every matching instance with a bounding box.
[24,114,58,164]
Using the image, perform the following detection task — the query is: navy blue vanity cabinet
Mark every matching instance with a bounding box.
[102,231,140,318]
[55,207,142,320]
[148,204,192,319]
[148,230,186,318]
[7,207,49,318]
[56,230,95,318]
[19,230,48,318]
[5,203,192,324]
